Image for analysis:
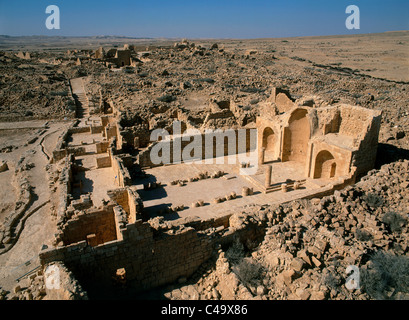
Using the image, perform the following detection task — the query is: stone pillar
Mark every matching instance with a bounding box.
[265,165,272,188]
[242,187,249,197]
[260,147,266,165]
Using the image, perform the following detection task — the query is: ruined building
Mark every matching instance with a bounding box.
[39,83,381,298]
[95,45,132,68]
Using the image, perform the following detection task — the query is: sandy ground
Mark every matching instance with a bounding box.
[0,120,71,292]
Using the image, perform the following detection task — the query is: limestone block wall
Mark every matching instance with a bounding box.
[256,117,282,161]
[90,125,103,134]
[96,156,111,168]
[39,220,213,292]
[338,106,371,138]
[44,261,88,300]
[96,141,110,154]
[111,153,132,187]
[68,127,91,134]
[266,87,295,113]
[107,187,143,223]
[107,188,130,215]
[137,128,256,168]
[282,108,311,163]
[306,140,352,179]
[60,207,118,247]
[53,149,68,163]
[315,107,341,135]
[105,125,117,141]
[66,146,86,157]
[127,188,143,223]
[127,125,151,149]
[351,110,382,178]
[57,156,74,220]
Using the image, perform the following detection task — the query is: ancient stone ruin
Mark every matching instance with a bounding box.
[2,34,408,301]
[36,78,381,297]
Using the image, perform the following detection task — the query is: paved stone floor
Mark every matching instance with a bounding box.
[137,156,324,221]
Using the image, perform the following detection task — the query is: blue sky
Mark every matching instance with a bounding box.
[0,0,408,38]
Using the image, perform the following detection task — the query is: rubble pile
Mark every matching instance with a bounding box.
[167,160,409,300]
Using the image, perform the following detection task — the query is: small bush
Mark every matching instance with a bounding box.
[225,239,245,265]
[355,228,373,242]
[322,271,340,291]
[361,251,409,299]
[363,193,384,208]
[232,258,262,287]
[382,211,406,233]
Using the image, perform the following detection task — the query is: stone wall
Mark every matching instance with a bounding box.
[137,128,256,168]
[90,125,103,134]
[39,220,213,293]
[105,125,117,141]
[96,141,110,154]
[306,140,352,179]
[60,207,118,247]
[68,126,91,134]
[282,108,310,163]
[96,155,111,168]
[351,110,382,178]
[338,106,370,138]
[57,155,74,220]
[111,153,132,187]
[106,187,143,223]
[53,121,78,162]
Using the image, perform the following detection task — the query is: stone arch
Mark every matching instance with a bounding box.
[314,150,337,179]
[262,127,275,162]
[282,108,310,163]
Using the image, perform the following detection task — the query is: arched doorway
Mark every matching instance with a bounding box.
[314,150,337,179]
[282,109,310,164]
[262,127,275,162]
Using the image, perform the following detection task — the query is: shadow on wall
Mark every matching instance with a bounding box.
[72,171,94,198]
[375,143,409,169]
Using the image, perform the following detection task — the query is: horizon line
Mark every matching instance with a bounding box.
[1,30,408,42]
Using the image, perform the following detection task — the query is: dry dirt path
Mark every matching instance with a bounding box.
[0,121,70,293]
